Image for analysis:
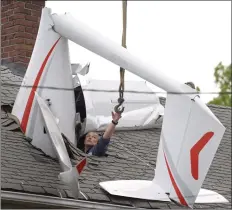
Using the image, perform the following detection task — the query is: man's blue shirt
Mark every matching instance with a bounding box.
[86,136,110,156]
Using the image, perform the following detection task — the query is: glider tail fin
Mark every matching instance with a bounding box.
[11,8,76,158]
[154,91,226,207]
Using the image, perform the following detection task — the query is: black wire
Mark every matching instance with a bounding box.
[2,82,231,95]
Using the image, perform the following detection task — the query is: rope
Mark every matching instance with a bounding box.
[115,0,127,113]
[119,0,127,98]
[119,0,127,99]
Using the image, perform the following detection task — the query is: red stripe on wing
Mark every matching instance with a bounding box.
[164,152,188,207]
[21,37,61,133]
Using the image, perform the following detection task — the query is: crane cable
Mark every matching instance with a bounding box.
[114,0,127,114]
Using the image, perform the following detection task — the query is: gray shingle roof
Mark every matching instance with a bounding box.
[1,66,23,106]
[1,66,231,209]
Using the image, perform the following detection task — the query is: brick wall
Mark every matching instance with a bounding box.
[1,0,46,68]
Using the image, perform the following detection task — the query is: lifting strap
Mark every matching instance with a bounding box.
[115,0,127,114]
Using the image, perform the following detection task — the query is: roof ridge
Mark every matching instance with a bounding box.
[207,104,232,110]
[160,96,231,109]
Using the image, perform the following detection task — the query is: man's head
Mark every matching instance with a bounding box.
[84,132,99,147]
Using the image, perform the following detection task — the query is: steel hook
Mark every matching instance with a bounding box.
[114,104,125,114]
[114,98,125,114]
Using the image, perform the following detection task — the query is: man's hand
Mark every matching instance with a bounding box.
[112,111,121,122]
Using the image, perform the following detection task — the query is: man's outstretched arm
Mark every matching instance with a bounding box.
[103,112,121,139]
[91,112,121,156]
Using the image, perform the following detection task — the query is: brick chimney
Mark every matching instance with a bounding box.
[1,0,46,70]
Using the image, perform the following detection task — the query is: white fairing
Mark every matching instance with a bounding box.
[99,180,170,201]
[12,8,76,157]
[71,63,90,76]
[154,92,226,207]
[75,79,164,133]
[196,189,229,203]
[99,180,229,204]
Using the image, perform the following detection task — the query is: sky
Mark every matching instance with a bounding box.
[46,1,231,103]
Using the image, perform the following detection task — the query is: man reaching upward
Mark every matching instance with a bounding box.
[83,111,121,156]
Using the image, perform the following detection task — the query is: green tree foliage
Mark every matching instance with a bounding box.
[196,86,201,92]
[208,62,231,107]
